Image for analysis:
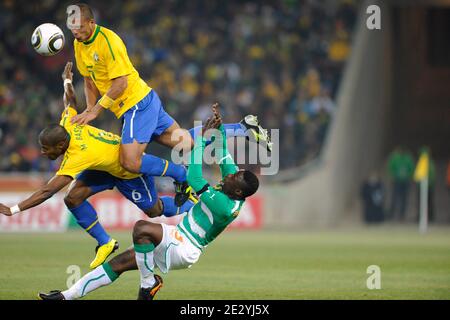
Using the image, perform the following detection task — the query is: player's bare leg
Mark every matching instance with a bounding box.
[120,138,193,206]
[119,140,148,174]
[153,120,194,152]
[39,248,138,300]
[108,248,138,274]
[39,221,163,300]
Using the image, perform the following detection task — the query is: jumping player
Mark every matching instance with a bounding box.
[66,3,271,204]
[39,103,259,300]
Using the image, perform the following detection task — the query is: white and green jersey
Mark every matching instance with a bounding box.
[177,125,244,250]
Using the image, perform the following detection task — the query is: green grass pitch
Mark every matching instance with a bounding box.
[0,226,449,300]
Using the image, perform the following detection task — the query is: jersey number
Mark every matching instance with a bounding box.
[132,190,142,202]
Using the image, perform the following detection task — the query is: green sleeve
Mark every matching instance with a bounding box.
[215,124,238,178]
[187,135,209,192]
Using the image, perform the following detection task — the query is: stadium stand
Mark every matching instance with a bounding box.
[0,0,359,173]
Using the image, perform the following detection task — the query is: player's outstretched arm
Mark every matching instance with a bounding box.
[62,61,80,112]
[0,175,72,216]
[187,115,221,192]
[211,103,238,178]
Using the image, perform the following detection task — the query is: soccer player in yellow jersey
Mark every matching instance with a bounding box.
[0,62,195,269]
[66,3,272,205]
[67,3,195,206]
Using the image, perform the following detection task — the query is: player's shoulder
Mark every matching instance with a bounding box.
[97,25,123,43]
[59,107,78,129]
[73,38,80,50]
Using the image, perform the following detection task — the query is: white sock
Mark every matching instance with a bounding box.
[62,264,116,300]
[134,243,156,288]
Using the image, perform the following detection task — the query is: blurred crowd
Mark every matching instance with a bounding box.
[0,0,359,174]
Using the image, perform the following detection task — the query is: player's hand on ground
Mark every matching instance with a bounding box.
[71,110,97,125]
[62,61,73,81]
[0,203,13,216]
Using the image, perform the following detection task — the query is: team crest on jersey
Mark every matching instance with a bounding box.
[93,52,99,62]
[232,210,240,218]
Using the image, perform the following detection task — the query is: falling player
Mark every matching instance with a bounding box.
[39,103,260,300]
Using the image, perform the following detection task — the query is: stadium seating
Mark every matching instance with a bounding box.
[0,0,358,173]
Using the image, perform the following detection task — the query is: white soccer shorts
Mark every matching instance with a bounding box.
[153,223,202,273]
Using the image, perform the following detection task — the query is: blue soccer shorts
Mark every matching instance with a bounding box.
[77,170,158,211]
[121,90,175,144]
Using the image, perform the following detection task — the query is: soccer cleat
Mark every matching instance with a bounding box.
[137,275,163,300]
[174,181,195,207]
[240,115,273,152]
[90,238,119,269]
[38,290,65,300]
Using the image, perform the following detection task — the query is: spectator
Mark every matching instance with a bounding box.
[386,146,415,221]
[360,172,385,224]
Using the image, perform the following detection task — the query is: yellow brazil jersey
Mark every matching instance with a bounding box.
[73,24,151,118]
[56,107,140,180]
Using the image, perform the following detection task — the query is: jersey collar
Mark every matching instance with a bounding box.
[83,25,100,45]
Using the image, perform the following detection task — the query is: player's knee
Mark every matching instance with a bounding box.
[120,156,141,173]
[132,220,149,243]
[143,200,163,218]
[64,191,84,208]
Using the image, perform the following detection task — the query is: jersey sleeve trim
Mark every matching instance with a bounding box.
[82,25,101,45]
[98,29,116,61]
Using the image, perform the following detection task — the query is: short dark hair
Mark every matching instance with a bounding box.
[39,124,69,146]
[73,3,94,21]
[241,170,259,199]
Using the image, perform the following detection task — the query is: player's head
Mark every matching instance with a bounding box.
[38,125,70,160]
[221,170,259,200]
[67,3,96,42]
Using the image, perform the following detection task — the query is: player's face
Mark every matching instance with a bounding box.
[39,143,62,160]
[70,18,95,42]
[221,170,245,197]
